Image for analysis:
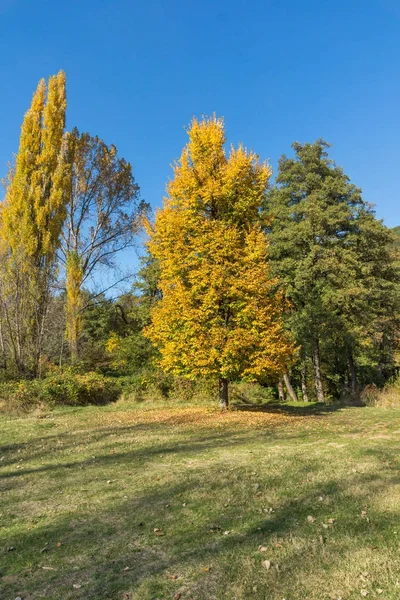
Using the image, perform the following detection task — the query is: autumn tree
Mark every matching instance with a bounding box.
[267,140,398,400]
[0,71,70,375]
[145,116,294,408]
[60,128,148,361]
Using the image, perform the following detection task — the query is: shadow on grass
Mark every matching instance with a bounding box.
[1,412,400,599]
[232,400,346,416]
[2,455,399,599]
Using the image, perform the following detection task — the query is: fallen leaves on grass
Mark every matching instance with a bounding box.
[81,406,320,432]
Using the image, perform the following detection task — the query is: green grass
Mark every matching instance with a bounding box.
[1,399,400,599]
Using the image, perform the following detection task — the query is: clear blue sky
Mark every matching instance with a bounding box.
[1,0,399,235]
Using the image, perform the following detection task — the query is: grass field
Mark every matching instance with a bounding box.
[1,399,400,599]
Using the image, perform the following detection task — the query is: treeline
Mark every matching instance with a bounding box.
[0,73,398,408]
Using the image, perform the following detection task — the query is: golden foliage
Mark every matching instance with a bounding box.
[145,116,294,383]
[65,251,84,358]
[2,71,69,263]
[0,71,69,373]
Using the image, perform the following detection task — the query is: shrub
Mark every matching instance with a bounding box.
[360,384,380,407]
[361,379,400,408]
[0,370,121,412]
[120,369,216,404]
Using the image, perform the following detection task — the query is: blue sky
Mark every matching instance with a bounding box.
[1,0,399,239]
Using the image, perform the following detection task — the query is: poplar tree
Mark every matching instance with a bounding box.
[0,71,69,375]
[145,117,294,408]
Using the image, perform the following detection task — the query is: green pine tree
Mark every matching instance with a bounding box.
[267,140,398,401]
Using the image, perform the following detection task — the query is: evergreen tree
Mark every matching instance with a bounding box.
[267,140,398,400]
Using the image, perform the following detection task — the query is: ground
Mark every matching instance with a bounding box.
[1,399,400,600]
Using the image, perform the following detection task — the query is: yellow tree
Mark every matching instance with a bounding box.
[65,250,84,360]
[0,71,70,375]
[145,116,295,408]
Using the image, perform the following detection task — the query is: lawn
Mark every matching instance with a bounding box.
[1,399,400,599]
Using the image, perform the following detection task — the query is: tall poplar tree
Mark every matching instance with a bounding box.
[267,140,398,400]
[145,116,294,408]
[0,71,69,375]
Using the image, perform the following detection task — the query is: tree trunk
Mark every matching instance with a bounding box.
[69,326,79,363]
[278,379,285,402]
[0,317,7,369]
[301,362,309,402]
[347,352,357,394]
[219,378,229,409]
[283,372,298,402]
[312,340,325,403]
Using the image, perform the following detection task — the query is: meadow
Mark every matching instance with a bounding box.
[2,399,400,599]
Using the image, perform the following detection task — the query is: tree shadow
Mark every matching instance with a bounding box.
[2,454,399,599]
[1,410,399,599]
[232,400,346,416]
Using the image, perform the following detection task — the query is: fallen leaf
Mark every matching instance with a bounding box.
[123,566,130,571]
[262,559,271,570]
[327,518,336,524]
[173,594,182,600]
[223,530,231,535]
[259,545,268,552]
[168,574,179,580]
[57,542,62,548]
[73,584,82,589]
[307,515,316,523]
[360,590,369,597]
